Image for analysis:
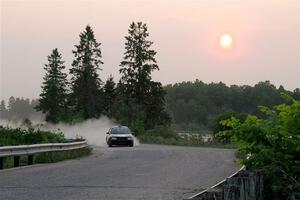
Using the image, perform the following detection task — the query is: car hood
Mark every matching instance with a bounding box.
[110,134,133,137]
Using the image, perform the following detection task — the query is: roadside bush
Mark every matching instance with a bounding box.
[138,126,178,143]
[130,118,145,136]
[208,110,247,142]
[218,94,300,199]
[0,126,65,146]
[145,126,179,139]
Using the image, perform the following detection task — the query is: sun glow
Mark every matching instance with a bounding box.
[220,34,233,50]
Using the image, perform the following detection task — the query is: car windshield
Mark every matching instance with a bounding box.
[111,127,131,134]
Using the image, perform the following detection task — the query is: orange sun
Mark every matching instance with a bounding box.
[220,34,233,50]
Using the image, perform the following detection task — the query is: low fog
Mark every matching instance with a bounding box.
[44,117,115,146]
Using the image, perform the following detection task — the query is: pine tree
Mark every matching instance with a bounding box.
[7,96,16,119]
[119,22,170,129]
[8,96,15,112]
[144,82,171,128]
[119,22,158,104]
[103,75,117,118]
[0,100,7,119]
[69,25,103,119]
[36,48,68,123]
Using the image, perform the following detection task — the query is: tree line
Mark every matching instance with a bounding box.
[3,79,299,132]
[0,22,170,132]
[0,97,41,120]
[164,80,300,131]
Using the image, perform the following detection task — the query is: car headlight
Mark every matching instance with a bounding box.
[127,137,133,140]
[111,137,117,140]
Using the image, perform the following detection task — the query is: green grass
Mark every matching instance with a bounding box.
[35,147,92,163]
[2,147,92,169]
[3,155,29,168]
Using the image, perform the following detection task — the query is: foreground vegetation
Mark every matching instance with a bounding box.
[0,126,65,146]
[218,95,300,199]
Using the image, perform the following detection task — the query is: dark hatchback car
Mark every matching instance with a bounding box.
[106,126,134,147]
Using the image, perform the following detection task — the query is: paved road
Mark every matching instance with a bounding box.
[0,144,238,200]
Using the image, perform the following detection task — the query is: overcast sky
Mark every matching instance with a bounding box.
[1,0,299,101]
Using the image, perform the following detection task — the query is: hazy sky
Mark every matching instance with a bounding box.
[1,0,299,101]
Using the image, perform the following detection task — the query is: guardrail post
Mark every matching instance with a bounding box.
[0,157,3,169]
[14,156,20,167]
[28,155,33,165]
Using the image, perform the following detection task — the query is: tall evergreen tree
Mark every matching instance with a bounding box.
[103,75,117,118]
[69,25,103,119]
[119,22,170,129]
[119,22,158,104]
[36,48,68,123]
[8,96,15,112]
[144,82,171,128]
[0,100,7,119]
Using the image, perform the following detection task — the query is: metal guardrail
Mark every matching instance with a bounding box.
[186,166,246,200]
[0,141,88,169]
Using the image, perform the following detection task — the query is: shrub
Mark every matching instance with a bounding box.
[219,94,300,199]
[144,126,180,139]
[0,126,65,146]
[130,118,145,136]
